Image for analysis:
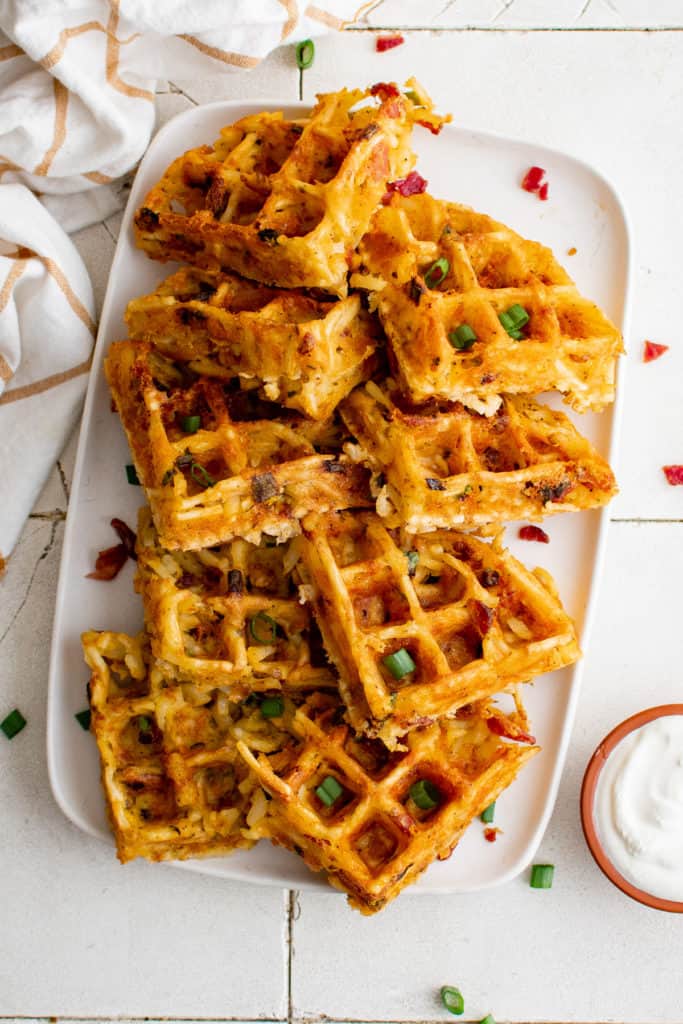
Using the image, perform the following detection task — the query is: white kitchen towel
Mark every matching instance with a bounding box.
[0,0,364,568]
[0,0,366,231]
[0,184,95,570]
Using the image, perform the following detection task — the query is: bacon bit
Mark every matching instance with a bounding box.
[484,827,499,843]
[470,599,495,637]
[370,81,400,100]
[663,465,683,485]
[538,182,549,201]
[522,166,546,193]
[417,118,443,135]
[487,716,536,745]
[87,518,137,581]
[376,34,404,52]
[385,170,428,199]
[644,340,669,363]
[567,246,577,256]
[519,525,550,543]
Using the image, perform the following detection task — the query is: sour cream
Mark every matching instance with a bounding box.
[595,715,683,902]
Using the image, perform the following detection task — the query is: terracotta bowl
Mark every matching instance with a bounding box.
[581,704,683,913]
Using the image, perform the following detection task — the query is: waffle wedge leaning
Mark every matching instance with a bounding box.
[105,340,371,549]
[298,512,580,744]
[340,381,617,533]
[125,268,380,421]
[353,192,622,413]
[238,690,538,913]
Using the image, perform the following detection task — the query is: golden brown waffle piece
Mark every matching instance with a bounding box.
[135,507,335,696]
[340,382,617,533]
[353,193,622,413]
[238,691,538,913]
[125,267,380,420]
[297,512,579,744]
[105,340,371,550]
[82,630,285,863]
[133,84,444,297]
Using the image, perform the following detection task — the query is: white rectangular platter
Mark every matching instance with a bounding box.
[48,98,629,895]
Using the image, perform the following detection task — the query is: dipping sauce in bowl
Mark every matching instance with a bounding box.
[581,704,683,912]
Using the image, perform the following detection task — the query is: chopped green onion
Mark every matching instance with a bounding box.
[181,414,201,434]
[296,38,315,70]
[441,986,465,1016]
[137,715,152,733]
[1,709,26,740]
[125,464,140,486]
[424,257,450,289]
[190,462,216,488]
[249,611,278,645]
[479,1016,496,1024]
[498,311,515,331]
[508,328,524,340]
[530,863,554,889]
[449,323,477,350]
[409,779,440,811]
[506,303,530,327]
[315,774,343,807]
[75,709,91,731]
[404,89,422,105]
[382,648,416,680]
[260,696,284,719]
[480,801,496,824]
[405,549,419,575]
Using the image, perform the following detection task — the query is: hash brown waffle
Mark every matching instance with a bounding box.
[341,381,617,532]
[353,192,622,413]
[125,268,380,420]
[298,512,579,743]
[82,630,274,863]
[133,85,431,297]
[135,507,335,696]
[238,690,538,913]
[105,339,371,549]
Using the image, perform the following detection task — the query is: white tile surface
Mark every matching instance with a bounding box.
[292,521,683,1024]
[3,19,683,1024]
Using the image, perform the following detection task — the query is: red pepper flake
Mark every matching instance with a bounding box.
[376,34,404,52]
[519,524,549,543]
[521,165,549,200]
[487,716,536,745]
[484,827,499,843]
[470,599,495,637]
[87,518,137,581]
[370,81,400,100]
[643,340,669,363]
[663,465,683,485]
[384,170,428,200]
[416,118,443,136]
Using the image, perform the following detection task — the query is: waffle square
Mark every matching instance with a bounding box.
[105,340,371,549]
[353,193,622,413]
[133,86,425,297]
[82,630,278,863]
[340,382,617,532]
[125,267,380,420]
[298,512,579,743]
[135,507,336,696]
[238,691,538,913]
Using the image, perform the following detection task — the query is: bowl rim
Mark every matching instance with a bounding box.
[580,703,683,913]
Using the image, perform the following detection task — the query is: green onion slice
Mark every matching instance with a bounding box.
[1,708,26,739]
[249,611,278,645]
[500,303,529,338]
[449,323,477,350]
[75,709,91,731]
[137,715,152,733]
[405,549,419,575]
[190,462,216,488]
[260,696,284,719]
[409,779,440,811]
[125,464,140,486]
[441,986,465,1016]
[296,38,315,69]
[506,303,530,327]
[181,414,201,434]
[382,648,416,680]
[315,774,343,807]
[424,256,450,289]
[530,863,554,889]
[479,1016,496,1024]
[480,801,496,824]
